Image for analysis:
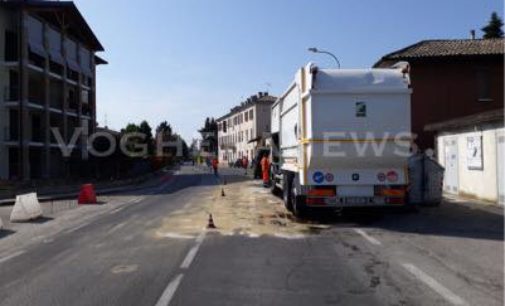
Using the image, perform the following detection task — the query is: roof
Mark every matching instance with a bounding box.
[374,38,504,67]
[2,0,104,51]
[95,55,108,65]
[96,126,120,136]
[424,109,504,132]
[216,93,277,122]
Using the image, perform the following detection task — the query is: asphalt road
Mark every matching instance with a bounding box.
[0,166,502,306]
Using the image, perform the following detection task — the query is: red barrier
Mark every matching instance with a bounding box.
[78,184,97,204]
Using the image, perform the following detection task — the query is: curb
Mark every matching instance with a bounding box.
[0,169,177,206]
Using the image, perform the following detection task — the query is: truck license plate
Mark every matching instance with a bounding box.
[345,197,368,205]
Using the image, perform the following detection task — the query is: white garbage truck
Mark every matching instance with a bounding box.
[269,63,413,216]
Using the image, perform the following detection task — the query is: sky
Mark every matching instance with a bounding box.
[73,0,503,142]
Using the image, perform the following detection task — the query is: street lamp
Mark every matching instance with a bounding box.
[308,47,341,69]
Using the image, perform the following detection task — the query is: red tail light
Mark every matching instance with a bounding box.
[375,185,406,196]
[307,187,336,197]
[306,198,326,205]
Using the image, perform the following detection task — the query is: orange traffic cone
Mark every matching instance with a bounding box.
[221,188,225,197]
[207,214,216,229]
[78,184,97,204]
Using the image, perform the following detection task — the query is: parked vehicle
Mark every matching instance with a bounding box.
[269,63,413,216]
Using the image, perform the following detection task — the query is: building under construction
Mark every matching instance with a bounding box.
[0,0,106,180]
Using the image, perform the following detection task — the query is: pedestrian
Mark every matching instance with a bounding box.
[205,157,211,172]
[252,158,260,179]
[260,153,270,187]
[242,156,249,175]
[212,157,219,176]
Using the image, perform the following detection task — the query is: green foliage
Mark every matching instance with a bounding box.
[120,120,189,159]
[481,12,504,39]
[121,123,140,133]
[198,117,218,154]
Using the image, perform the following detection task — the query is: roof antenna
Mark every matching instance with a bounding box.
[470,29,476,40]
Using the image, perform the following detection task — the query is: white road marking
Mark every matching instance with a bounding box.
[109,206,125,214]
[195,231,206,244]
[402,263,467,306]
[107,222,126,234]
[43,238,54,244]
[154,273,184,306]
[274,233,306,239]
[180,246,199,269]
[0,250,26,264]
[180,231,206,269]
[64,221,90,234]
[354,228,382,246]
[157,232,195,239]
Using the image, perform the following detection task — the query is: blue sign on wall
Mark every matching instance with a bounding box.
[313,171,324,183]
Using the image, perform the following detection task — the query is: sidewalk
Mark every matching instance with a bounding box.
[0,168,175,205]
[442,194,503,215]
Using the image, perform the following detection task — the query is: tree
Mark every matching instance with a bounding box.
[198,117,218,154]
[156,121,172,137]
[481,12,504,39]
[121,123,140,133]
[155,121,176,158]
[120,121,153,157]
[139,120,154,154]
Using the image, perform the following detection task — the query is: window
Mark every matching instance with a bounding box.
[8,70,19,101]
[477,68,492,101]
[4,31,18,61]
[249,109,254,120]
[245,111,248,121]
[223,121,227,133]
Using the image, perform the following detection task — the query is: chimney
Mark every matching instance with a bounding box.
[263,92,268,97]
[470,29,476,40]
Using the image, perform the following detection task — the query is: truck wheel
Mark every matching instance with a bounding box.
[283,173,293,211]
[291,182,307,218]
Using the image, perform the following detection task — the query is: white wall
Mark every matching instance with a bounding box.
[217,102,272,164]
[437,125,503,202]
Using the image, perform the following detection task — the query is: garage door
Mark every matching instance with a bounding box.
[444,138,459,194]
[497,133,505,205]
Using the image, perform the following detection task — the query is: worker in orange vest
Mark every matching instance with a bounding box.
[212,157,219,176]
[260,153,270,187]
